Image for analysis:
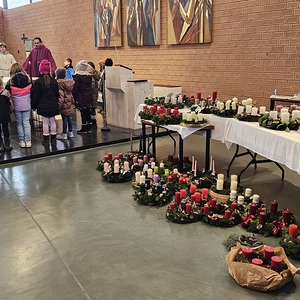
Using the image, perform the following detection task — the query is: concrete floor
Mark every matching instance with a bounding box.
[0,135,300,300]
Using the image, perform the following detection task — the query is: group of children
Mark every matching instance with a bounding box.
[0,57,104,152]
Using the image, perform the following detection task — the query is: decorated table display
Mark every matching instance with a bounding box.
[226,243,300,291]
[138,104,182,125]
[180,111,208,127]
[258,110,300,132]
[280,224,300,260]
[235,99,266,122]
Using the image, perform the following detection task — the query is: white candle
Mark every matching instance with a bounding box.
[238,195,244,205]
[151,162,156,169]
[245,188,252,197]
[230,180,238,191]
[281,112,290,123]
[159,162,164,168]
[237,106,244,114]
[252,194,260,204]
[147,168,153,178]
[242,100,247,106]
[194,160,197,176]
[210,155,213,171]
[114,159,119,165]
[191,111,196,120]
[225,100,231,110]
[186,113,193,121]
[178,95,183,103]
[231,102,236,110]
[246,105,252,114]
[216,179,224,191]
[216,101,221,109]
[291,110,300,119]
[124,161,130,171]
[192,156,195,171]
[171,96,176,104]
[230,190,237,200]
[232,97,238,103]
[269,110,278,119]
[197,113,203,121]
[251,107,258,115]
[114,164,120,173]
[247,98,253,105]
[281,108,289,113]
[182,112,187,120]
[212,160,215,174]
[104,162,109,172]
[135,172,141,183]
[143,164,148,172]
[219,102,225,110]
[140,175,146,184]
[231,174,238,181]
[259,106,266,114]
[217,173,224,180]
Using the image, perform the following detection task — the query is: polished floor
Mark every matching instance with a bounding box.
[0,134,300,300]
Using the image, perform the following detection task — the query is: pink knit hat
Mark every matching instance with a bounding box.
[39,59,51,74]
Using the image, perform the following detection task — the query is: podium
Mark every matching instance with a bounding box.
[105,65,153,129]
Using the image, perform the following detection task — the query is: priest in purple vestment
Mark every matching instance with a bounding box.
[22,37,57,77]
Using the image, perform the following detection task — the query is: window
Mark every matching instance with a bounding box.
[0,0,43,9]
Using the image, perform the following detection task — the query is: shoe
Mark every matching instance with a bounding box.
[57,133,68,140]
[77,124,87,134]
[67,132,74,138]
[42,135,49,146]
[19,141,26,148]
[25,141,32,148]
[4,137,12,152]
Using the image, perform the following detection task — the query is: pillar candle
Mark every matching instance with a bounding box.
[114,159,119,165]
[252,258,263,267]
[230,181,238,191]
[118,153,124,160]
[288,224,298,238]
[173,168,178,174]
[202,188,208,199]
[169,202,175,210]
[245,188,252,197]
[249,204,257,216]
[264,246,274,261]
[114,164,120,173]
[216,179,224,191]
[232,102,236,110]
[167,176,172,182]
[252,194,260,204]
[230,190,237,201]
[224,209,231,220]
[282,209,293,223]
[211,198,217,207]
[178,177,184,184]
[231,202,238,211]
[259,212,267,225]
[114,156,119,161]
[237,196,244,205]
[191,194,196,204]
[185,203,192,213]
[194,192,201,202]
[135,172,140,183]
[246,105,252,114]
[237,106,244,114]
[107,152,113,160]
[251,107,258,115]
[104,155,109,162]
[165,169,170,176]
[280,112,290,123]
[153,174,160,183]
[154,166,159,174]
[271,256,282,272]
[159,162,164,168]
[231,174,238,181]
[259,106,266,114]
[143,164,148,172]
[175,192,181,204]
[104,162,109,172]
[124,161,130,171]
[270,200,278,213]
[212,91,217,101]
[217,173,224,180]
[180,189,187,199]
[147,168,153,178]
[166,107,172,115]
[242,247,253,259]
[151,162,156,169]
[140,175,146,184]
[203,205,210,215]
[190,184,197,195]
[269,110,278,119]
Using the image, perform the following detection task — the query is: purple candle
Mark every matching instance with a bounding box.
[153,174,160,183]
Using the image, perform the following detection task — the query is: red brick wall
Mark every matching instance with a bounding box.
[2,0,300,108]
[0,7,5,42]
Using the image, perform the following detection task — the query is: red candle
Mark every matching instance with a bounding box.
[186,203,192,213]
[211,198,217,208]
[114,155,119,160]
[166,107,172,115]
[191,194,196,204]
[252,258,263,267]
[180,189,187,199]
[169,202,175,211]
[153,104,158,111]
[103,155,109,162]
[202,188,208,199]
[288,224,298,238]
[143,105,148,111]
[259,212,267,225]
[197,92,201,100]
[118,153,124,160]
[271,256,282,272]
[282,209,293,223]
[242,247,253,259]
[212,91,217,101]
[167,176,172,182]
[270,200,278,213]
[150,107,156,114]
[249,203,257,216]
[175,192,181,205]
[264,246,274,261]
[224,209,231,220]
[194,192,201,202]
[231,201,238,211]
[107,152,113,160]
[190,184,197,195]
[203,205,210,215]
[178,177,184,184]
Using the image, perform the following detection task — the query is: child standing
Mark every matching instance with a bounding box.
[87,61,100,128]
[0,77,13,152]
[5,63,32,148]
[55,67,74,140]
[64,58,75,80]
[72,60,93,134]
[31,59,59,147]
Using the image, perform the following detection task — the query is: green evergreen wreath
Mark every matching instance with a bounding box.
[280,235,300,260]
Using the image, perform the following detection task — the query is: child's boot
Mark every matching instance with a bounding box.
[4,137,12,152]
[42,135,49,146]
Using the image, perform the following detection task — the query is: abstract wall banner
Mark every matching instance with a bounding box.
[126,0,161,46]
[168,0,213,45]
[94,0,122,47]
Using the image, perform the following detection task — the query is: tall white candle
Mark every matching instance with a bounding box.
[230,180,238,191]
[124,161,130,171]
[231,174,238,181]
[212,160,215,174]
[219,102,225,110]
[217,173,224,180]
[114,164,120,173]
[194,160,197,176]
[259,106,266,114]
[135,172,141,183]
[216,179,224,191]
[192,156,195,171]
[246,105,252,114]
[231,102,236,110]
[151,162,156,169]
[281,112,290,123]
[210,155,213,171]
[251,107,258,115]
[182,112,187,120]
[237,106,244,114]
[147,168,153,178]
[197,113,203,121]
[104,162,109,172]
[269,110,278,119]
[143,164,148,172]
[140,175,146,184]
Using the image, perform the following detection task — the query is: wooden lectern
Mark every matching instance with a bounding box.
[105,65,153,129]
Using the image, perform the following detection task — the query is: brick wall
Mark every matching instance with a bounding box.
[2,0,300,108]
[0,7,5,42]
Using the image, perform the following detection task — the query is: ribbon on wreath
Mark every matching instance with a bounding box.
[272,220,285,236]
[241,213,256,228]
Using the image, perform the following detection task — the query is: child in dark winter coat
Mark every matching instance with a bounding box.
[72,60,93,134]
[0,77,13,152]
[55,67,74,140]
[31,59,59,148]
[5,62,32,148]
